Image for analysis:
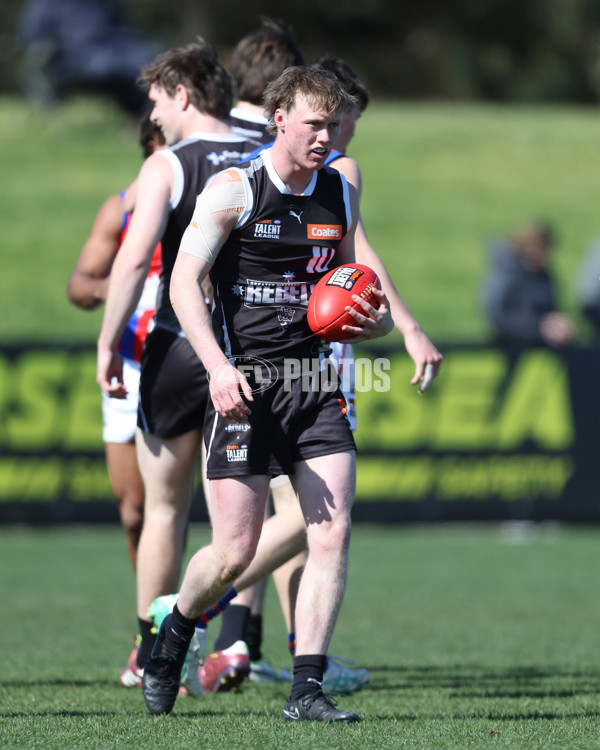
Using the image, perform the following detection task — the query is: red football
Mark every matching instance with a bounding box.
[307,264,381,341]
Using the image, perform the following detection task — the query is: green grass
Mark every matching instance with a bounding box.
[3,95,600,346]
[1,97,141,344]
[2,523,600,748]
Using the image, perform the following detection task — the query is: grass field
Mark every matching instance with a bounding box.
[2,522,600,749]
[3,95,600,346]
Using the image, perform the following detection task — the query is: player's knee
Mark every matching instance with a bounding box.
[330,517,352,551]
[308,513,351,555]
[216,557,249,584]
[118,497,144,537]
[216,544,256,584]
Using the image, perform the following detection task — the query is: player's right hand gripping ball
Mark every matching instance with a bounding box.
[307,264,381,342]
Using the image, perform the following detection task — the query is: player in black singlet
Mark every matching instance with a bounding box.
[219,17,306,687]
[96,41,259,691]
[142,66,393,723]
[200,55,442,693]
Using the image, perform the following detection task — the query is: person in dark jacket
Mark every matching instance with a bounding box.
[17,0,160,114]
[482,221,575,347]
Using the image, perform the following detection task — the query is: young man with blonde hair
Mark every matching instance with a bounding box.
[142,65,394,722]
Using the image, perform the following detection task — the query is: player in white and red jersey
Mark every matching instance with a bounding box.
[68,113,164,570]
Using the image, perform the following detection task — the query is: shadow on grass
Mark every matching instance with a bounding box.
[0,709,273,719]
[4,707,600,722]
[4,665,600,724]
[369,710,600,721]
[364,664,600,699]
[0,678,116,688]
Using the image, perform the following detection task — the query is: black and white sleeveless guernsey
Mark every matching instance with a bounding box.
[210,149,353,363]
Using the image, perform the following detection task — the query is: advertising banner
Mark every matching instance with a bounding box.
[352,344,600,522]
[0,343,598,524]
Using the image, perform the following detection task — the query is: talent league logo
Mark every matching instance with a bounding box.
[226,443,248,462]
[254,219,282,239]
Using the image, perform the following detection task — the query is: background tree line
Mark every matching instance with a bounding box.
[4,0,600,103]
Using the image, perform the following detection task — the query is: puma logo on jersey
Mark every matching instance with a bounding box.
[289,209,304,223]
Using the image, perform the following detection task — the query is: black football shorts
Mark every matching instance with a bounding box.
[204,369,356,479]
[138,326,210,439]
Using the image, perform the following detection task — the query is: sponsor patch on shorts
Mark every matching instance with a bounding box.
[226,444,248,462]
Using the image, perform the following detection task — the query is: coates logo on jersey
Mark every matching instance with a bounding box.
[254,219,281,239]
[326,266,365,291]
[307,224,342,241]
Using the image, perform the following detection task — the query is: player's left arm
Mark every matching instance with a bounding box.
[334,154,443,388]
[335,181,393,342]
[354,217,442,388]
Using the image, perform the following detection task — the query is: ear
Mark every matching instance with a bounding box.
[273,108,286,132]
[175,83,190,110]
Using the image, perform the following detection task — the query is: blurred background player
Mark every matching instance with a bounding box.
[482,220,576,348]
[228,18,304,146]
[67,110,164,573]
[576,234,600,342]
[67,112,166,687]
[95,40,260,692]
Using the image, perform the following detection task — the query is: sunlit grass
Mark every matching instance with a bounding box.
[2,523,600,749]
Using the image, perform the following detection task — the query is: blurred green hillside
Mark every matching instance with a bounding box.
[2,95,600,347]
